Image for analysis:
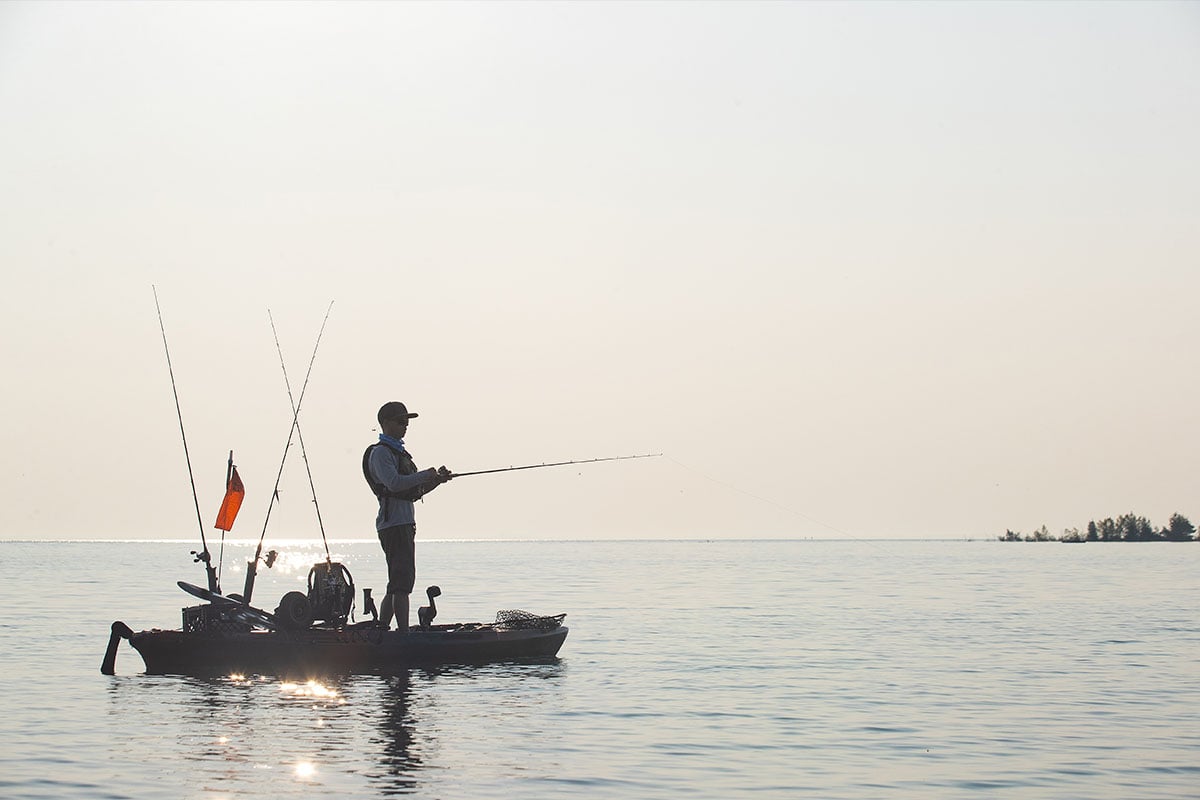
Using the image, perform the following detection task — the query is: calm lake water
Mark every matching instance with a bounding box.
[1,539,1197,799]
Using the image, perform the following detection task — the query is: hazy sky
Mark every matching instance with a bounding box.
[1,1,1197,542]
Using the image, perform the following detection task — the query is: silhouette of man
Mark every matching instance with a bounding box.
[363,401,452,631]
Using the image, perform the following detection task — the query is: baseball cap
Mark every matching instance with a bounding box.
[378,401,419,424]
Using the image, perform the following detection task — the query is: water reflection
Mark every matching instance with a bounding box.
[104,670,431,796]
[369,672,422,795]
[104,658,565,797]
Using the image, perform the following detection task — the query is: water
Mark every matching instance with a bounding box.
[1,539,1197,799]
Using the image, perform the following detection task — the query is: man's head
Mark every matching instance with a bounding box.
[378,401,418,438]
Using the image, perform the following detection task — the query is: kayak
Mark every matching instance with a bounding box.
[118,618,568,676]
[102,580,568,676]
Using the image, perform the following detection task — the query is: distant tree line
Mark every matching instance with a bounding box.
[1000,513,1197,542]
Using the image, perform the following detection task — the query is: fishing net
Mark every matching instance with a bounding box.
[493,610,567,630]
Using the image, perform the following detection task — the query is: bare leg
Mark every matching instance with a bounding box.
[392,593,410,632]
[379,593,409,631]
[380,594,394,628]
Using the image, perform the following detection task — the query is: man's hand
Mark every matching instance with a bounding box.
[420,466,453,488]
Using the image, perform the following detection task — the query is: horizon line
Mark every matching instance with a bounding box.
[0,536,996,544]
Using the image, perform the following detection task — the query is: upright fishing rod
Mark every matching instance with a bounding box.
[268,309,331,562]
[152,286,219,593]
[217,450,232,586]
[450,453,662,478]
[243,301,334,604]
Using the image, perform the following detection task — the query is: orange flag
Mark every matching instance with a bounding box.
[214,465,245,531]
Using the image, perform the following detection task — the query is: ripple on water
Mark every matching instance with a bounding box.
[2,540,1199,799]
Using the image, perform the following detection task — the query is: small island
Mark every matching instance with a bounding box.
[1001,513,1197,542]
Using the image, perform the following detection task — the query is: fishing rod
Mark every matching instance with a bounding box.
[217,453,231,585]
[450,453,662,479]
[243,301,334,604]
[268,309,331,562]
[152,286,219,593]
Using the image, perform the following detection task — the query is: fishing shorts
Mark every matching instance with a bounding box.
[378,523,416,596]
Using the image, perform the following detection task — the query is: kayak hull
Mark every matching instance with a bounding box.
[127,623,568,676]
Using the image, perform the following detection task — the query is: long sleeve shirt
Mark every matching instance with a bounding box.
[368,444,438,531]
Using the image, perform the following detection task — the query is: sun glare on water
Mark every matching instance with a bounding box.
[280,680,338,699]
[294,761,316,781]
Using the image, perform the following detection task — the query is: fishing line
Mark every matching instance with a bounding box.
[268,308,331,561]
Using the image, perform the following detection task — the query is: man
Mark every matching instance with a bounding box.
[363,401,452,631]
